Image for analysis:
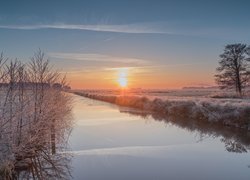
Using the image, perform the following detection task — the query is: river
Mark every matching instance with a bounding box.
[69,94,250,180]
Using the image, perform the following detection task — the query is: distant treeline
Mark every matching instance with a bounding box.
[0,82,71,90]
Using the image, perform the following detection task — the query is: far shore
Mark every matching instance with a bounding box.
[72,90,250,131]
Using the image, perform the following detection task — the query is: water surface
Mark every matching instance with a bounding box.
[69,95,250,180]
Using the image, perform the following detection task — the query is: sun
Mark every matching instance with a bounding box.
[117,68,128,88]
[118,77,127,88]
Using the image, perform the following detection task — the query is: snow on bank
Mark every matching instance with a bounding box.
[73,91,250,130]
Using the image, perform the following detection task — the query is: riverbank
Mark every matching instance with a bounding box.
[72,91,250,130]
[69,94,250,180]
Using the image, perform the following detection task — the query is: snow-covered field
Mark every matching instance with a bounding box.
[73,89,250,130]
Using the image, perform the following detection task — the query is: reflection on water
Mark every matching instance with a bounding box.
[15,152,71,180]
[119,108,250,154]
[70,95,250,180]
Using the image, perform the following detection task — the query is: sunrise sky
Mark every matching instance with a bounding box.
[1,0,250,89]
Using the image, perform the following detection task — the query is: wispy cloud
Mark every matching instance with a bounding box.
[0,22,248,40]
[49,52,150,65]
[0,23,168,34]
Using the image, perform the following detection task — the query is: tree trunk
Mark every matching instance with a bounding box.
[51,119,56,155]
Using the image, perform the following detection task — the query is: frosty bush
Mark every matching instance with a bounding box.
[0,51,72,179]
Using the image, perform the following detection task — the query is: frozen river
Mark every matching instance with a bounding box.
[69,94,250,180]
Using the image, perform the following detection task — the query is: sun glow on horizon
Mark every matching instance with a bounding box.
[118,77,127,87]
[117,68,128,88]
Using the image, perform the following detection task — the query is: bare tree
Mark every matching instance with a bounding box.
[0,51,73,179]
[215,44,250,96]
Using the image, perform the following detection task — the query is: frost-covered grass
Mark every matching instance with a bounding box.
[210,91,250,99]
[73,89,250,130]
[73,88,250,99]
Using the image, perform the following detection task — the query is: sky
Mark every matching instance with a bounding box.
[1,0,250,89]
